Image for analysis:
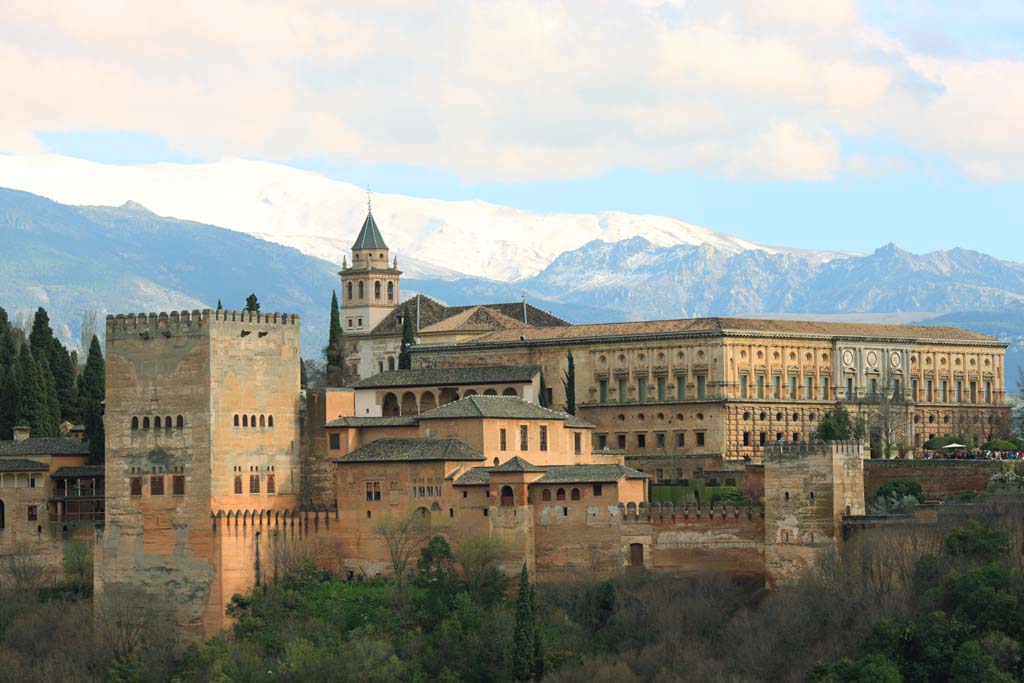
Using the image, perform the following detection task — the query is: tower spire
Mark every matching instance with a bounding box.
[367,186,372,215]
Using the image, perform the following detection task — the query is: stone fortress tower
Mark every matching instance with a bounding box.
[339,199,402,334]
[95,309,302,638]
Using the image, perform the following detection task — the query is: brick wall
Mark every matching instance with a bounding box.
[863,460,1004,500]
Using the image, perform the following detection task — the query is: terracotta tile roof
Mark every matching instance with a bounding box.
[452,463,648,486]
[351,365,540,389]
[447,317,1000,345]
[490,456,546,473]
[369,295,570,337]
[418,395,595,428]
[418,306,530,334]
[52,465,104,478]
[326,416,419,428]
[0,437,90,457]
[332,437,485,463]
[446,302,570,328]
[0,459,49,472]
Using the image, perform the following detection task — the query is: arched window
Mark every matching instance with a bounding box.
[165,416,172,430]
[784,491,789,501]
[154,416,162,429]
[234,476,242,495]
[358,281,364,299]
[374,281,381,299]
[502,388,518,397]
[571,488,581,501]
[177,415,184,428]
[387,282,394,301]
[259,415,265,427]
[347,282,353,299]
[420,391,436,412]
[541,489,551,502]
[484,389,497,396]
[250,415,257,428]
[493,457,500,466]
[387,357,396,371]
[267,475,276,495]
[242,415,248,427]
[268,415,274,428]
[500,485,514,506]
[131,417,139,431]
[556,488,566,501]
[234,415,239,427]
[142,417,150,430]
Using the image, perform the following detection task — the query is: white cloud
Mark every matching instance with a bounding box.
[0,0,1021,181]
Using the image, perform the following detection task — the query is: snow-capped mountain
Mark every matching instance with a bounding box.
[0,154,846,282]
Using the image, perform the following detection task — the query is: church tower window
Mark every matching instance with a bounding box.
[374,281,381,299]
[387,282,394,301]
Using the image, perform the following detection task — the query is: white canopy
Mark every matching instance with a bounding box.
[942,443,967,449]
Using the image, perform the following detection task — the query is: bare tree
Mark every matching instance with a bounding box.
[375,508,434,582]
[79,309,99,357]
[93,584,179,670]
[0,544,48,592]
[858,377,910,458]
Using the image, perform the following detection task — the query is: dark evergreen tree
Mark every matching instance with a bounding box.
[325,291,345,376]
[0,366,16,440]
[29,307,54,360]
[513,563,543,681]
[216,298,223,311]
[14,346,57,437]
[38,354,61,435]
[51,341,79,422]
[398,313,415,370]
[562,350,576,415]
[78,336,105,462]
[0,306,14,370]
[245,293,260,313]
[299,357,308,389]
[539,371,548,408]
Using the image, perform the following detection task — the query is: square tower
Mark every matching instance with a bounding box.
[340,208,401,334]
[96,309,301,639]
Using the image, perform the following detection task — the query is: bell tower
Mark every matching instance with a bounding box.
[340,197,401,334]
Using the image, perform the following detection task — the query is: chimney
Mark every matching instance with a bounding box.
[13,425,30,442]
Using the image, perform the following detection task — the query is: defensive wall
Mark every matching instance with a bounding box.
[862,459,1007,500]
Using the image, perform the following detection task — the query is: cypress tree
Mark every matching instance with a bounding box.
[328,290,342,350]
[37,354,61,436]
[0,306,14,370]
[216,298,223,311]
[51,341,79,422]
[300,357,308,389]
[79,335,105,404]
[513,563,543,681]
[14,347,46,436]
[398,313,415,370]
[0,366,16,440]
[29,307,54,360]
[562,350,576,415]
[539,371,548,408]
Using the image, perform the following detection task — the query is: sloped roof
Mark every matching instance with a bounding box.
[326,416,420,428]
[332,437,485,463]
[452,463,648,486]
[418,395,595,428]
[52,465,104,479]
[418,306,530,334]
[0,459,49,472]
[351,365,540,389]
[490,456,546,473]
[369,295,570,337]
[0,437,90,457]
[352,211,388,250]
[454,317,1000,345]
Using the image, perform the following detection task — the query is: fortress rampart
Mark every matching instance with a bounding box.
[105,309,300,340]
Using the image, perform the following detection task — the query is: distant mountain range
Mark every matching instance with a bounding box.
[1,171,1022,391]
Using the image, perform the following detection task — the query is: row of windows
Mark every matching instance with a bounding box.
[497,425,582,454]
[233,474,276,495]
[131,415,185,430]
[233,414,275,428]
[743,432,803,447]
[740,375,829,401]
[130,475,186,496]
[909,379,993,404]
[539,485,601,501]
[346,280,395,301]
[597,431,706,450]
[598,375,708,403]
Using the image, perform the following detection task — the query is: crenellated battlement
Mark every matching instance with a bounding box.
[105,309,300,340]
[618,500,765,523]
[763,440,863,463]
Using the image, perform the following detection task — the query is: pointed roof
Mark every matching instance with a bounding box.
[352,211,388,250]
[490,456,546,473]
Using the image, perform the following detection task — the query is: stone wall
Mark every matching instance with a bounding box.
[862,459,1005,500]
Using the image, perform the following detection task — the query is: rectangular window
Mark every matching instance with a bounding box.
[677,377,686,400]
[697,375,706,400]
[130,477,142,497]
[234,476,242,495]
[597,434,607,450]
[773,375,781,399]
[757,375,765,399]
[893,378,901,399]
[985,381,992,403]
[956,380,963,402]
[519,425,528,450]
[805,376,813,400]
[617,434,626,449]
[970,381,977,403]
[27,505,37,521]
[329,433,340,450]
[637,380,647,402]
[926,380,933,402]
[618,378,628,403]
[592,484,603,497]
[740,375,748,399]
[599,380,607,403]
[499,428,507,451]
[941,380,948,402]
[151,476,164,496]
[846,377,854,398]
[365,481,381,502]
[655,432,665,448]
[743,431,750,446]
[249,475,260,494]
[789,376,797,400]
[696,432,705,447]
[821,377,829,401]
[676,432,685,448]
[912,378,919,401]
[637,433,646,449]
[759,432,766,445]
[793,432,800,442]
[267,475,275,495]
[869,377,878,397]
[173,475,185,496]
[539,425,548,451]
[657,376,666,401]
[574,432,582,455]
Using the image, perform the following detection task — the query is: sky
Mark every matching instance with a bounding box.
[2,1,1023,259]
